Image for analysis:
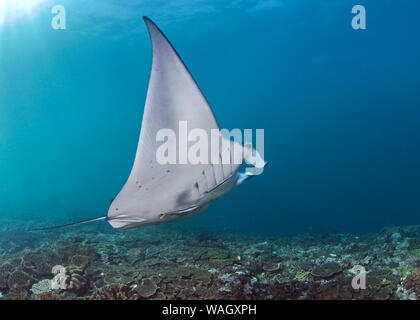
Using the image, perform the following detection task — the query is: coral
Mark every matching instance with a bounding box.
[69,254,94,269]
[177,287,195,299]
[101,268,141,287]
[191,269,212,286]
[0,230,39,253]
[200,247,231,260]
[262,262,280,272]
[137,278,158,298]
[295,271,310,280]
[55,242,97,265]
[199,247,238,266]
[93,245,113,254]
[380,226,401,238]
[0,263,14,289]
[311,262,342,279]
[408,237,420,250]
[30,279,52,295]
[21,250,60,280]
[1,221,420,300]
[404,269,420,295]
[5,287,28,300]
[410,249,420,257]
[90,284,140,300]
[381,279,392,286]
[64,266,89,295]
[35,291,62,300]
[7,270,35,289]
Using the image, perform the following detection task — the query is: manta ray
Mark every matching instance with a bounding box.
[42,17,266,230]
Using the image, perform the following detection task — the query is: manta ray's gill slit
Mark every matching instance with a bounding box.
[194,172,203,195]
[194,181,202,196]
[209,164,217,187]
[201,170,208,194]
[219,154,226,182]
[204,165,215,191]
[230,147,234,172]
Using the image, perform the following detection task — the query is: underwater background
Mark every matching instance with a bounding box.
[1,0,420,301]
[1,0,420,236]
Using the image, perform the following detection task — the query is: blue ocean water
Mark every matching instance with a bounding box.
[0,0,419,235]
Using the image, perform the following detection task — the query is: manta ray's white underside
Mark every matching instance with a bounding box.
[106,17,266,229]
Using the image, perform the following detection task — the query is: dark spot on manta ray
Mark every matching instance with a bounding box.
[176,189,195,207]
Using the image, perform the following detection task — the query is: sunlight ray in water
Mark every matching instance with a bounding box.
[0,0,48,29]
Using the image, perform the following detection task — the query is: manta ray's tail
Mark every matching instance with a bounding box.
[29,215,107,231]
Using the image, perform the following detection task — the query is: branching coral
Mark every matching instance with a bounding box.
[34,291,62,300]
[405,269,420,296]
[90,285,140,300]
[64,266,89,296]
[0,263,14,289]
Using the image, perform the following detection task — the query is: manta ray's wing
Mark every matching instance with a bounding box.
[107,17,239,228]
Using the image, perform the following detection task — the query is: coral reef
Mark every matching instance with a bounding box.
[311,262,342,279]
[31,279,52,295]
[137,278,158,298]
[5,287,29,300]
[63,266,89,296]
[8,270,35,290]
[404,269,420,296]
[34,291,62,300]
[0,220,419,300]
[90,284,140,300]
